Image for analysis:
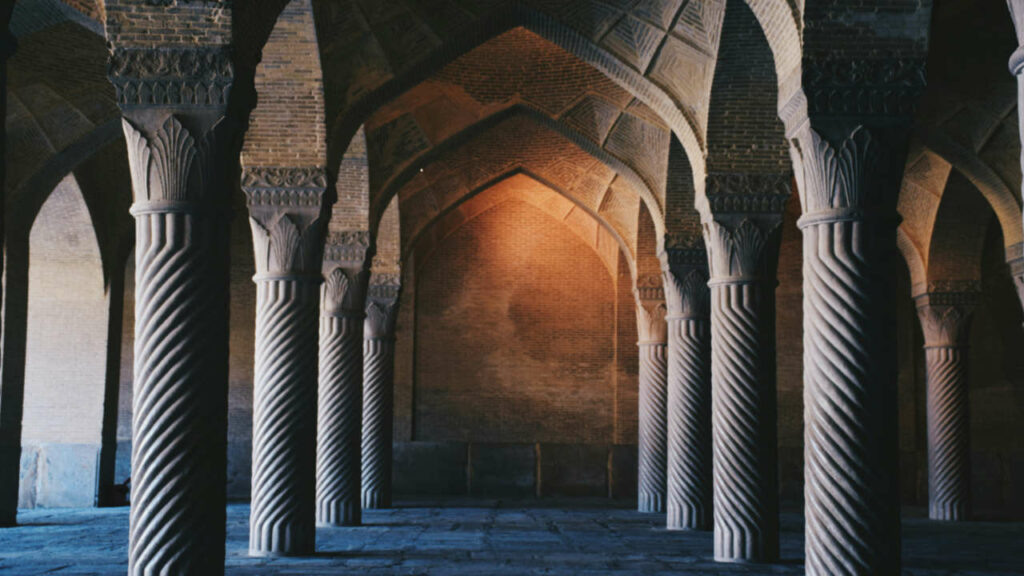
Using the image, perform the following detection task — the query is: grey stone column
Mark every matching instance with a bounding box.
[244,168,329,555]
[702,182,785,562]
[362,275,400,510]
[635,278,668,513]
[109,46,238,575]
[1006,244,1024,313]
[793,117,916,574]
[661,238,712,530]
[316,233,371,526]
[0,23,18,528]
[916,289,978,522]
[1009,1,1024,241]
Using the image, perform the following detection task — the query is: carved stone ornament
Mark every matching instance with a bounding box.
[244,167,328,277]
[705,173,791,214]
[368,273,402,301]
[322,267,369,317]
[915,292,980,348]
[324,231,372,266]
[635,296,668,344]
[109,47,233,107]
[703,218,781,282]
[802,57,927,117]
[365,299,399,340]
[122,115,232,206]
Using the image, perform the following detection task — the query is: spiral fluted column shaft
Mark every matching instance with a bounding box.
[638,342,668,513]
[129,210,229,575]
[802,219,899,576]
[250,279,320,556]
[362,337,395,509]
[316,315,364,526]
[710,281,778,562]
[925,346,970,521]
[666,317,712,530]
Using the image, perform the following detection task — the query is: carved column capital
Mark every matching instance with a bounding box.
[243,167,328,279]
[1006,244,1024,311]
[703,217,782,284]
[635,275,668,344]
[365,274,401,340]
[321,232,372,317]
[661,237,710,320]
[915,290,980,348]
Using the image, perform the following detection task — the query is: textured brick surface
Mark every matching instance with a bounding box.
[413,199,617,445]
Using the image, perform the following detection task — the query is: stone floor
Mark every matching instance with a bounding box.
[1,499,1022,575]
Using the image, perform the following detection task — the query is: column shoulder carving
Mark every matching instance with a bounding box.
[321,231,372,317]
[916,289,980,348]
[109,47,234,108]
[661,237,709,320]
[243,167,328,278]
[635,274,668,344]
[705,172,792,214]
[703,218,782,283]
[122,115,233,207]
[1005,243,1024,310]
[365,272,401,339]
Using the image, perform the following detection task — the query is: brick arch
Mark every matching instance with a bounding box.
[319,3,709,212]
[704,0,790,211]
[924,169,997,289]
[241,0,327,171]
[406,170,635,281]
[905,130,1022,251]
[897,227,927,294]
[370,106,663,247]
[741,0,803,127]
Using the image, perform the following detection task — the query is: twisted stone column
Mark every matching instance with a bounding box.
[794,119,914,575]
[702,190,784,562]
[1007,244,1024,313]
[635,277,668,513]
[316,233,371,526]
[244,168,329,555]
[362,276,400,509]
[110,47,237,574]
[916,290,978,521]
[661,239,712,530]
[1009,2,1024,240]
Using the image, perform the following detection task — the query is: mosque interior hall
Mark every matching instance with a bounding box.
[1,0,1024,574]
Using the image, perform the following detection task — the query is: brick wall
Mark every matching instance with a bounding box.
[413,199,618,444]
[706,0,788,174]
[242,0,325,168]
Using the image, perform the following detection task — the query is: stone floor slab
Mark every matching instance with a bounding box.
[0,499,1021,574]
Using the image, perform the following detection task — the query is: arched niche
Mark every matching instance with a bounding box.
[19,175,108,508]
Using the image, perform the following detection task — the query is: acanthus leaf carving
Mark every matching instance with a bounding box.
[796,122,908,219]
[704,219,780,281]
[122,119,152,202]
[150,115,197,203]
[244,166,328,276]
[321,266,369,316]
[916,291,980,347]
[635,297,668,344]
[365,299,399,339]
[663,267,710,318]
[270,216,302,273]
